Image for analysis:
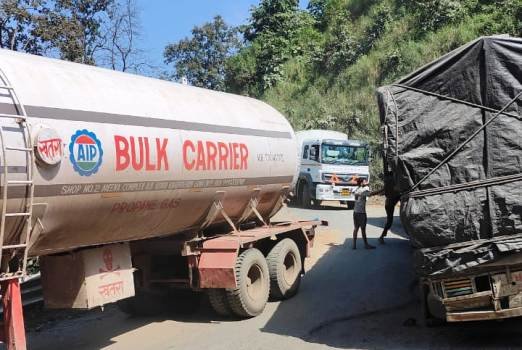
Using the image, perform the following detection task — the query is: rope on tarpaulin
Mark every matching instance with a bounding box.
[406,173,522,198]
[388,85,522,198]
[391,83,522,121]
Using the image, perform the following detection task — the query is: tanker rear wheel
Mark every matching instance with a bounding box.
[267,238,302,300]
[226,248,270,318]
[208,289,232,317]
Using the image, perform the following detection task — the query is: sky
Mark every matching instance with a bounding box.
[136,0,308,73]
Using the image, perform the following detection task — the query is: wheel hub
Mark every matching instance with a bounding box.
[282,251,298,285]
[246,263,265,301]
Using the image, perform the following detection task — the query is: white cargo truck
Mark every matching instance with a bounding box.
[294,130,370,208]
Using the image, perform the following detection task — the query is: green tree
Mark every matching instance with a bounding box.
[243,0,299,41]
[307,0,328,29]
[164,15,240,91]
[226,0,319,95]
[398,0,467,35]
[53,0,113,64]
[0,0,114,66]
[0,0,52,54]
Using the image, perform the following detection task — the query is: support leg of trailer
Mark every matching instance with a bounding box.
[0,279,26,350]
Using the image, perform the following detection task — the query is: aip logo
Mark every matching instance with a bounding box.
[69,129,103,176]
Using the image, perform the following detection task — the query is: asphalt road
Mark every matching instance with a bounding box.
[25,203,522,350]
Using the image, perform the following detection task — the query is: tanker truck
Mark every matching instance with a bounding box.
[378,36,522,324]
[0,48,322,348]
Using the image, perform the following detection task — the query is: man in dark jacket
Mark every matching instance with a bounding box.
[378,171,401,244]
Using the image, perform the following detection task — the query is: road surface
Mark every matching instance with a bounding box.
[25,203,522,349]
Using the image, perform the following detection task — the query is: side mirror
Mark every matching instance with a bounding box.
[310,146,317,161]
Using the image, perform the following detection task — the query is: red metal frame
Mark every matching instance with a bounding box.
[0,279,26,350]
[196,220,321,289]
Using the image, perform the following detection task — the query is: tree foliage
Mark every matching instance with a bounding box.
[0,0,52,54]
[52,0,113,64]
[243,0,300,41]
[163,16,240,91]
[226,0,320,94]
[0,0,148,69]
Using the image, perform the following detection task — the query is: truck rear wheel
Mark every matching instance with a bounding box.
[208,288,232,316]
[267,238,302,300]
[226,248,270,318]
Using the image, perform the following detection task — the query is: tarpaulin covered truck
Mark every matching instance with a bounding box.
[0,48,323,349]
[377,36,522,324]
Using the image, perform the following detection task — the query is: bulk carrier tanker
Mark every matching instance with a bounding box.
[0,49,323,349]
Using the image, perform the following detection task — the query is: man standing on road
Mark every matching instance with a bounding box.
[378,171,401,244]
[352,178,376,250]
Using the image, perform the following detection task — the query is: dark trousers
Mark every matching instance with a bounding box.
[381,196,400,237]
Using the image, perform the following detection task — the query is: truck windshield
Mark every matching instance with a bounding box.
[321,144,368,165]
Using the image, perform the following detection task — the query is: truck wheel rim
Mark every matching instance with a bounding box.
[283,251,298,285]
[246,264,265,301]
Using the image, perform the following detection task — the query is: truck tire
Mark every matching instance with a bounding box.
[420,281,446,327]
[267,238,302,300]
[300,183,312,209]
[208,289,232,316]
[226,248,270,318]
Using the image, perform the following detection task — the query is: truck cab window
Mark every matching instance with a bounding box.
[302,145,309,159]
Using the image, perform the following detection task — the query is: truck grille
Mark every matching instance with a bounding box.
[322,173,367,184]
[444,278,473,298]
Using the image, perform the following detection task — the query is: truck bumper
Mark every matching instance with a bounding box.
[315,184,356,201]
[447,306,522,322]
[426,265,522,323]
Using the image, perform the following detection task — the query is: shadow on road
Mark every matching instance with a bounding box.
[260,233,420,349]
[260,224,522,349]
[26,295,246,350]
[304,303,522,349]
[286,202,349,211]
[367,215,409,240]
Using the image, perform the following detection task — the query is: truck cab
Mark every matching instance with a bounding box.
[295,130,370,208]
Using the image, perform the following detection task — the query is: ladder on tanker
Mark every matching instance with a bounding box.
[0,68,35,281]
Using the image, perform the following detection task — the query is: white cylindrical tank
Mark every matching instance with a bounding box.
[0,49,297,256]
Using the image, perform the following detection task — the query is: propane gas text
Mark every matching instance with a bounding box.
[114,136,169,171]
[182,140,249,171]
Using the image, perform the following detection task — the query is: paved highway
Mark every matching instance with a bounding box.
[25,203,522,350]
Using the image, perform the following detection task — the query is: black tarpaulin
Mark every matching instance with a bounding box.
[376,36,522,276]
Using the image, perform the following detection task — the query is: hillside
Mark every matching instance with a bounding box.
[225,0,521,183]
